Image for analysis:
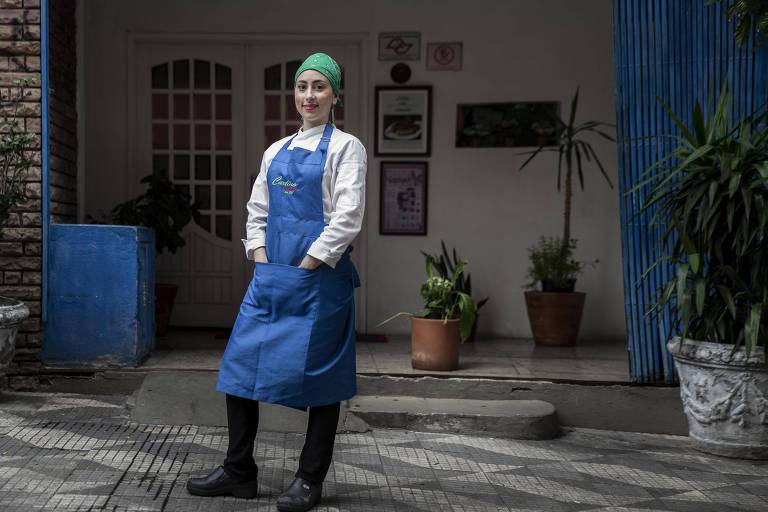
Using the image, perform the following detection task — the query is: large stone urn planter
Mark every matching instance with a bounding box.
[667,337,768,459]
[0,297,30,385]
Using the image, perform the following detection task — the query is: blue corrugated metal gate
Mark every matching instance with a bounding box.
[612,0,768,383]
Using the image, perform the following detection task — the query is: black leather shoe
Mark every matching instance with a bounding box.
[186,466,258,498]
[276,477,322,511]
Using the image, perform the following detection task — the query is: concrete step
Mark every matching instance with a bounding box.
[128,371,368,433]
[357,375,687,435]
[348,395,559,440]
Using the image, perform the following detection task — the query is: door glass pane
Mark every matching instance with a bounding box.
[152,154,169,178]
[152,63,169,89]
[173,59,190,89]
[264,64,281,90]
[264,125,281,149]
[174,154,190,179]
[216,215,232,240]
[285,95,295,120]
[174,183,190,197]
[215,94,232,120]
[173,124,190,149]
[215,125,232,150]
[173,94,190,119]
[197,214,211,231]
[152,124,168,149]
[195,185,211,209]
[194,124,211,150]
[193,94,211,119]
[194,59,210,89]
[285,60,301,89]
[215,64,231,89]
[152,94,168,119]
[265,95,280,120]
[216,185,232,210]
[216,155,232,180]
[195,155,211,180]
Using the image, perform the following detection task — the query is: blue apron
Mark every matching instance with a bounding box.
[216,123,360,410]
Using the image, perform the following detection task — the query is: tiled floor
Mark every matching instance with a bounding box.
[0,391,766,511]
[141,330,630,383]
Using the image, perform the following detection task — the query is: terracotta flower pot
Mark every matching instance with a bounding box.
[524,291,586,346]
[155,283,178,336]
[411,316,460,371]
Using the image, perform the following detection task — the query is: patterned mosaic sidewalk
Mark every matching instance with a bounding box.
[0,392,767,511]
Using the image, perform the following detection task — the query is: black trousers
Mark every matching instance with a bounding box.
[222,393,340,484]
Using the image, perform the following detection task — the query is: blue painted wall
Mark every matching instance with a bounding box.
[612,0,768,383]
[43,225,155,367]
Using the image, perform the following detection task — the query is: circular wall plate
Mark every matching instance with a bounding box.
[390,63,412,84]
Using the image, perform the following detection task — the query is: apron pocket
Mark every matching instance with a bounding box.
[254,262,321,322]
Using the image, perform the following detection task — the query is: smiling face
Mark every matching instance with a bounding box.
[294,70,336,130]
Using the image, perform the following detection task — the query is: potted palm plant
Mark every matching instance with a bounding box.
[90,173,199,335]
[379,253,477,371]
[518,87,614,345]
[638,90,768,459]
[0,78,33,382]
[420,240,489,342]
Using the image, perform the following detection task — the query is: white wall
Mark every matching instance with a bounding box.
[83,0,626,340]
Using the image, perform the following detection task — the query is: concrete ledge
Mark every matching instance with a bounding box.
[130,371,368,433]
[348,396,559,440]
[358,375,687,435]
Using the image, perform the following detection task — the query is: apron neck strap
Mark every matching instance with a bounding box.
[279,123,334,153]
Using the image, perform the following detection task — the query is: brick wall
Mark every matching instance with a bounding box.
[0,0,77,389]
[48,0,76,223]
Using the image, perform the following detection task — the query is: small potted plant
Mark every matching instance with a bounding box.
[524,237,595,346]
[420,240,489,342]
[90,173,199,335]
[518,87,614,345]
[0,78,33,381]
[379,253,477,371]
[638,90,768,459]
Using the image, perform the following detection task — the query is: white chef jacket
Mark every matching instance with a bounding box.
[241,123,367,269]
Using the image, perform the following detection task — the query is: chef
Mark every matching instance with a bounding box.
[187,53,366,512]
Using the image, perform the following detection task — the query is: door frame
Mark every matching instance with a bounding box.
[126,32,371,332]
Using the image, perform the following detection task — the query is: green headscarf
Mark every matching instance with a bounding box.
[294,53,343,106]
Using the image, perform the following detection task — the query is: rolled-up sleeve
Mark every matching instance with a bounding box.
[307,139,367,268]
[241,156,269,260]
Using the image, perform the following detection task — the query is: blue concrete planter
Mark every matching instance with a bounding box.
[44,225,155,368]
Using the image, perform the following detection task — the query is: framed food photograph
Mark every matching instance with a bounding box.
[455,101,561,148]
[379,161,428,236]
[375,86,432,156]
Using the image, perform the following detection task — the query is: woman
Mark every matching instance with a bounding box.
[187,53,366,512]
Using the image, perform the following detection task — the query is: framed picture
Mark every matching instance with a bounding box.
[380,161,428,236]
[378,32,421,61]
[455,101,560,148]
[375,86,432,156]
[426,42,463,71]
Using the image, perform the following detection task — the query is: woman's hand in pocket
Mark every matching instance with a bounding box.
[298,254,323,270]
[254,247,269,264]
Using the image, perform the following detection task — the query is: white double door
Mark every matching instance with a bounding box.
[135,42,361,327]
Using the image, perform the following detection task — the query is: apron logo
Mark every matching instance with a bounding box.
[272,176,299,195]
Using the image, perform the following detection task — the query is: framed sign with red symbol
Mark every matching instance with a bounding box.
[427,42,463,71]
[375,86,432,156]
[379,32,421,61]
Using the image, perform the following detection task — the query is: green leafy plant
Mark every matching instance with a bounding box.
[635,88,768,359]
[0,78,35,228]
[709,0,768,47]
[378,253,478,343]
[420,240,489,312]
[89,174,200,255]
[518,87,614,280]
[525,236,595,292]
